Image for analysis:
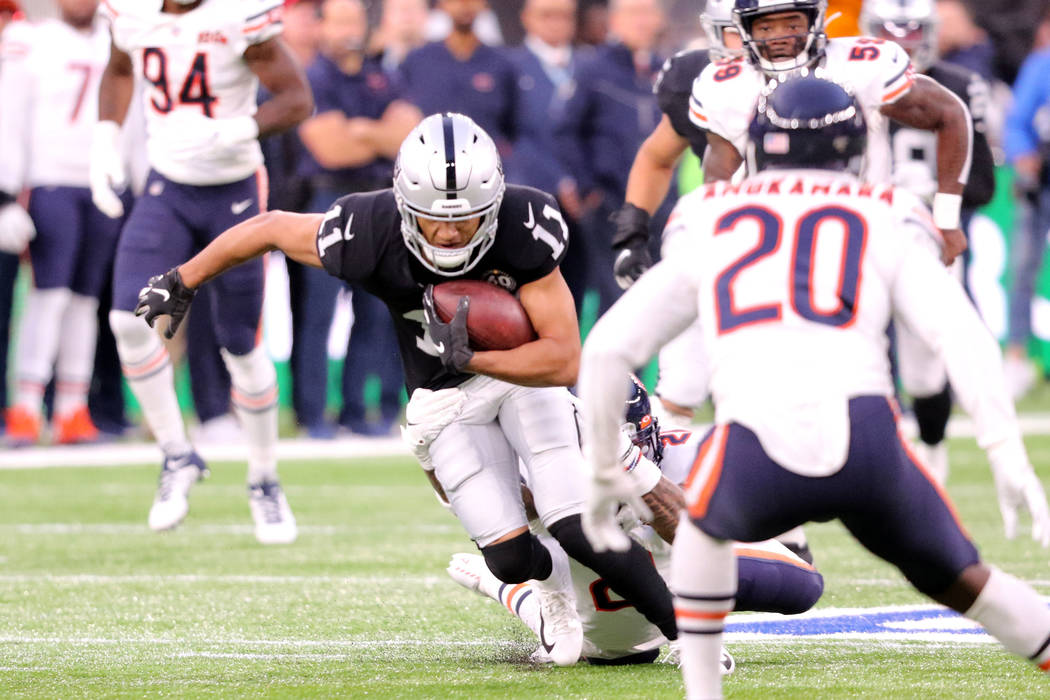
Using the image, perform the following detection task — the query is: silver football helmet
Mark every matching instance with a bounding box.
[733,0,828,74]
[860,0,938,72]
[701,0,744,60]
[393,113,506,276]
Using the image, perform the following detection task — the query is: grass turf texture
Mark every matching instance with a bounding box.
[2,439,1050,698]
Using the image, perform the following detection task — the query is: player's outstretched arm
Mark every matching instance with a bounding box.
[641,476,688,544]
[881,74,972,264]
[179,211,324,289]
[244,37,314,137]
[98,39,133,125]
[701,131,743,183]
[465,268,581,387]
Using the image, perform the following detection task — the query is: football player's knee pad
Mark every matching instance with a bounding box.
[219,345,276,394]
[481,531,552,584]
[108,309,159,360]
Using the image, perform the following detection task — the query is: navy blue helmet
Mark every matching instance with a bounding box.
[746,74,867,174]
[624,375,662,462]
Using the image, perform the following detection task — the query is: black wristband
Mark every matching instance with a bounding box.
[0,191,15,208]
[610,202,651,248]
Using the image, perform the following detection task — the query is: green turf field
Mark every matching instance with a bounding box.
[2,437,1050,698]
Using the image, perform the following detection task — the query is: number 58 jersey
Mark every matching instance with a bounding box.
[99,0,283,185]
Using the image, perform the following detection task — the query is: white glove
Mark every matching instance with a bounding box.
[582,470,653,552]
[988,438,1050,547]
[163,113,259,158]
[89,120,127,219]
[0,202,35,254]
[400,387,467,470]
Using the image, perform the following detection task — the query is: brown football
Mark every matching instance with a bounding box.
[432,280,537,351]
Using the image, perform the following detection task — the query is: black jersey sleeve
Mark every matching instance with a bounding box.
[654,49,711,157]
[929,62,996,208]
[315,191,395,283]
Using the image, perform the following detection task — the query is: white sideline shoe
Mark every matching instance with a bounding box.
[148,451,208,531]
[663,642,735,675]
[249,480,297,544]
[446,553,501,598]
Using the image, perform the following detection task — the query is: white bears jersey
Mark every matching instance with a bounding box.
[688,37,915,183]
[582,169,1019,480]
[0,18,112,192]
[98,0,283,185]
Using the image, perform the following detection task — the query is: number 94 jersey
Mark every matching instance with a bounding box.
[689,37,915,184]
[99,0,283,185]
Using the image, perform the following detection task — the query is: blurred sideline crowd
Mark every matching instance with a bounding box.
[3,0,1050,447]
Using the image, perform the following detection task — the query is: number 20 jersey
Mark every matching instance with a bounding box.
[689,37,916,183]
[99,0,282,185]
[314,185,569,393]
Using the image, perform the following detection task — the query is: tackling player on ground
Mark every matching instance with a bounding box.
[134,112,684,668]
[580,74,1050,699]
[93,0,313,543]
[445,376,823,668]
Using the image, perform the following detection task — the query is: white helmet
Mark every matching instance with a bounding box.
[860,0,938,72]
[733,0,828,74]
[393,113,506,276]
[701,0,744,60]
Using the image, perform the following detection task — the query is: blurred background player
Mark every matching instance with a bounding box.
[0,0,25,438]
[554,0,668,317]
[0,0,125,446]
[580,75,1050,700]
[446,377,822,666]
[93,0,313,543]
[860,0,996,483]
[296,0,420,436]
[399,0,518,158]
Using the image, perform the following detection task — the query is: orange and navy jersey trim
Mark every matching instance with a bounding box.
[683,424,729,520]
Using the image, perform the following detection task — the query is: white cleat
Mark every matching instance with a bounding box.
[248,480,297,545]
[531,548,583,667]
[148,451,208,531]
[914,441,949,485]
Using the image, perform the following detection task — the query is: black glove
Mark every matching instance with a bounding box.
[134,267,197,339]
[610,202,653,290]
[422,285,474,373]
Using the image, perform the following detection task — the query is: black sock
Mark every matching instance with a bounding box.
[913,384,952,445]
[548,514,677,640]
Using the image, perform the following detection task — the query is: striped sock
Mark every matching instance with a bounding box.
[496,581,541,637]
[671,519,736,700]
[221,346,279,484]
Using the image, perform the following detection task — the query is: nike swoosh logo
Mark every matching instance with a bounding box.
[538,614,555,654]
[231,199,253,215]
[433,341,445,354]
[152,289,171,302]
[524,203,535,229]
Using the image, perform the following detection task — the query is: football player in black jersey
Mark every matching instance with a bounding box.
[860,0,996,486]
[133,112,680,667]
[609,0,741,426]
[610,0,741,296]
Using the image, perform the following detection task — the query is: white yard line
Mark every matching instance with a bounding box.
[0,637,517,648]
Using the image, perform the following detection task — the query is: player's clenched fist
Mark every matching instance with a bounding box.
[134,267,197,338]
